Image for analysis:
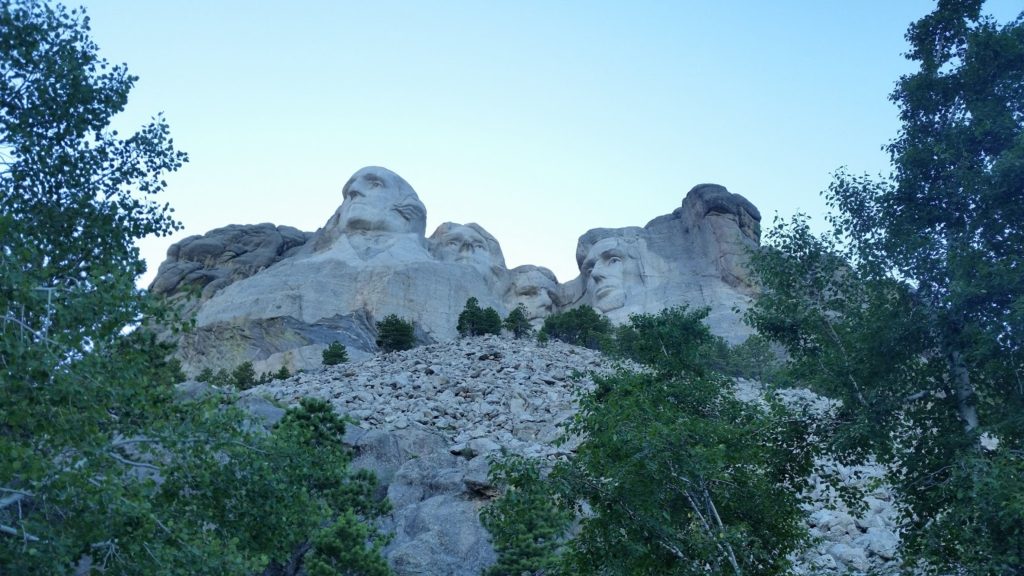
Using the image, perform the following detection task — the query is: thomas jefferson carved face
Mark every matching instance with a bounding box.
[434,225,490,267]
[336,167,426,236]
[581,237,637,312]
[429,222,506,278]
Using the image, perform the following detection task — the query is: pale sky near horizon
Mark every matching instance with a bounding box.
[77,1,1022,287]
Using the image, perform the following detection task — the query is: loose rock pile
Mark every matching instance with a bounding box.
[245,335,902,575]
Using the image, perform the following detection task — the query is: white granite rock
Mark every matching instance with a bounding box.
[152,167,764,375]
[238,335,903,576]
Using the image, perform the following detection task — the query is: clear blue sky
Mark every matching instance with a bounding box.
[77,0,1022,286]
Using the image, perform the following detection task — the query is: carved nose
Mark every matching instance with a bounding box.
[459,244,473,254]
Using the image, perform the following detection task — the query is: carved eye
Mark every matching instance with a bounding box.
[447,240,459,248]
[608,256,622,264]
[473,243,484,251]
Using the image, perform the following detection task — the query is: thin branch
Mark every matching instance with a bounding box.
[0,523,40,542]
[0,493,27,509]
[704,486,742,576]
[107,452,160,472]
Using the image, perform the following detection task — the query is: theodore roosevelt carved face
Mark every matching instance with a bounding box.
[336,166,426,236]
[507,266,559,320]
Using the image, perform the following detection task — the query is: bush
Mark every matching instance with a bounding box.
[480,455,572,576]
[375,314,416,352]
[721,335,780,381]
[503,304,532,339]
[232,361,257,389]
[540,305,612,350]
[612,306,724,376]
[274,365,291,380]
[457,297,503,337]
[322,341,350,365]
[482,309,816,575]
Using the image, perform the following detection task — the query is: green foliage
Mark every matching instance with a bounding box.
[535,331,550,347]
[502,304,532,339]
[719,335,780,382]
[539,305,612,350]
[375,314,416,352]
[322,341,350,365]
[611,306,724,376]
[457,297,503,337]
[196,367,215,382]
[232,361,257,389]
[747,3,1024,572]
[0,3,390,573]
[305,510,392,576]
[483,309,816,575]
[208,367,233,387]
[480,455,572,576]
[274,365,291,380]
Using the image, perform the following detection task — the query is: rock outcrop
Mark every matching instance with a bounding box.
[151,167,760,375]
[236,335,901,576]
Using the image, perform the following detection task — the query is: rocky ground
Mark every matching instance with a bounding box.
[240,334,902,575]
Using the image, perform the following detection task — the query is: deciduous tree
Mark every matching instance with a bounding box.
[748,1,1024,571]
[0,3,391,573]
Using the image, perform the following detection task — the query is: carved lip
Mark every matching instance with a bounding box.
[595,285,620,299]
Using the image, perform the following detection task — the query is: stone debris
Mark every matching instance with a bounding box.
[243,335,902,576]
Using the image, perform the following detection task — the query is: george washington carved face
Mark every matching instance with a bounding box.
[336,167,426,236]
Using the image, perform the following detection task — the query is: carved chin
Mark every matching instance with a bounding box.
[594,288,625,312]
[342,215,406,234]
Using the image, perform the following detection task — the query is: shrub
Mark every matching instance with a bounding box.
[503,304,532,339]
[540,305,612,350]
[274,365,292,380]
[375,314,416,352]
[322,341,350,365]
[232,361,257,389]
[457,297,502,337]
[196,367,215,382]
[480,455,572,576]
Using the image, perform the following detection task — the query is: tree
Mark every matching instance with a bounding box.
[484,308,816,575]
[539,305,612,350]
[375,313,416,352]
[479,455,571,576]
[0,3,390,573]
[457,297,502,337]
[502,304,532,339]
[322,341,349,365]
[232,360,257,389]
[748,2,1024,572]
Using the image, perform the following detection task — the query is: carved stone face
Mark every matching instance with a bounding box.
[428,222,507,283]
[434,225,492,269]
[509,267,558,320]
[336,167,426,235]
[581,237,636,312]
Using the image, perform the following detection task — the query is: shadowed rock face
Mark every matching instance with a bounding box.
[151,168,761,374]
